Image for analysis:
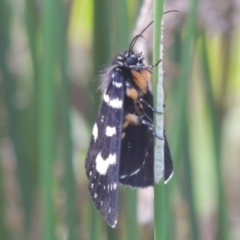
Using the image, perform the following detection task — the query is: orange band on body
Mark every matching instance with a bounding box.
[122,113,139,129]
[131,69,151,94]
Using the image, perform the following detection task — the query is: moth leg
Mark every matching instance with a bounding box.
[151,58,162,68]
[138,115,163,140]
[129,59,162,71]
[139,98,162,114]
[139,112,153,124]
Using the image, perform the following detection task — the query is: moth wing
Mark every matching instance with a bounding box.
[119,124,154,187]
[119,127,173,187]
[85,69,125,227]
[119,91,173,187]
[119,90,154,187]
[163,132,173,183]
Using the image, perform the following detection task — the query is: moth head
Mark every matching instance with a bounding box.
[115,51,144,67]
[124,51,143,66]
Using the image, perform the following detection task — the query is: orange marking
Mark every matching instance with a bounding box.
[141,69,151,83]
[126,88,138,100]
[122,114,139,129]
[122,132,125,139]
[131,69,151,94]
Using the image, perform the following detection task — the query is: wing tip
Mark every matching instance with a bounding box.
[164,171,173,184]
[109,219,118,228]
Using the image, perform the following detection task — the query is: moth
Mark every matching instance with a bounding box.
[85,21,173,228]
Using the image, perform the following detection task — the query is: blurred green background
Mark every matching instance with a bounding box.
[0,0,239,239]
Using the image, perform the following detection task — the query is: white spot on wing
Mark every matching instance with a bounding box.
[109,98,123,108]
[105,126,116,137]
[103,91,123,109]
[94,193,97,198]
[113,183,117,189]
[100,115,104,123]
[103,91,110,103]
[96,153,117,175]
[112,81,122,88]
[92,123,98,142]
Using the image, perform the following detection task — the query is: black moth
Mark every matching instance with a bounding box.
[85,21,173,228]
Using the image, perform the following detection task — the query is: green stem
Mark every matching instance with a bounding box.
[200,33,229,240]
[58,2,78,239]
[153,1,165,240]
[39,0,59,239]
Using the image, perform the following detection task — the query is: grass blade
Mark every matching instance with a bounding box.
[58,2,78,239]
[39,0,60,238]
[152,1,165,240]
[200,33,229,240]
